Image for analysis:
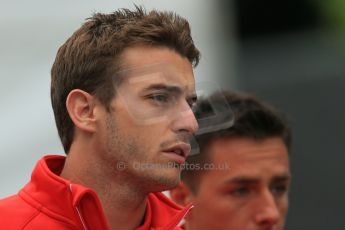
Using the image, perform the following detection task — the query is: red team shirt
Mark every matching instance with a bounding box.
[0,155,191,230]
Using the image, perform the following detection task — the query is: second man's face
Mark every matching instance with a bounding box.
[185,137,290,230]
[97,45,198,192]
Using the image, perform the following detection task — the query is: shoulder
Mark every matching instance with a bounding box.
[0,194,76,230]
[0,194,40,229]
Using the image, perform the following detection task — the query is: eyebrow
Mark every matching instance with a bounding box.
[225,173,291,185]
[271,174,291,183]
[143,84,198,102]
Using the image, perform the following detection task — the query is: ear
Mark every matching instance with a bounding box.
[66,89,97,133]
[170,182,193,206]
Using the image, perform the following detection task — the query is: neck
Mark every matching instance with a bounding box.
[60,150,148,230]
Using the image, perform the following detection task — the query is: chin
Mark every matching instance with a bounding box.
[148,169,181,191]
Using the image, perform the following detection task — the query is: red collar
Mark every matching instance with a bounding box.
[19,155,192,230]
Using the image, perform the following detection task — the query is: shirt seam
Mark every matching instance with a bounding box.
[21,208,40,229]
[18,189,77,229]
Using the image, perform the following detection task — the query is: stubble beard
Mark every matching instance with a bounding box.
[105,115,181,193]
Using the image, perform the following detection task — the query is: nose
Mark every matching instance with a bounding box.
[254,190,280,227]
[171,101,199,135]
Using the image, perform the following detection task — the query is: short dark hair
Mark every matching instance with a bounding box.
[182,90,291,193]
[51,6,200,153]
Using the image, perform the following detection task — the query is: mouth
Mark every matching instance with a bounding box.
[161,143,191,164]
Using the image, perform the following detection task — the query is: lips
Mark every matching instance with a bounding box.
[162,143,191,162]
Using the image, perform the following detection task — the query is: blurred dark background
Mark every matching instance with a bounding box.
[218,0,345,229]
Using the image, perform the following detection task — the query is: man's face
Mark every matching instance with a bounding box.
[186,137,290,230]
[97,46,198,192]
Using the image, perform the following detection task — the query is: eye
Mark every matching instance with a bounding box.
[150,94,169,103]
[187,97,197,110]
[188,101,196,110]
[271,184,288,196]
[146,93,174,107]
[230,187,250,197]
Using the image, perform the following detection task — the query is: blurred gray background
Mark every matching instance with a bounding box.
[1,0,344,229]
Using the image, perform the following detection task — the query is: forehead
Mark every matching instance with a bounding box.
[202,137,290,184]
[117,46,195,91]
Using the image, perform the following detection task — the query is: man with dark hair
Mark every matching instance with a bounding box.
[170,90,291,230]
[0,6,200,230]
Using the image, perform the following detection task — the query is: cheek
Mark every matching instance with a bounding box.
[278,196,289,218]
[126,123,168,156]
[193,188,241,218]
[120,97,172,126]
[191,195,249,229]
